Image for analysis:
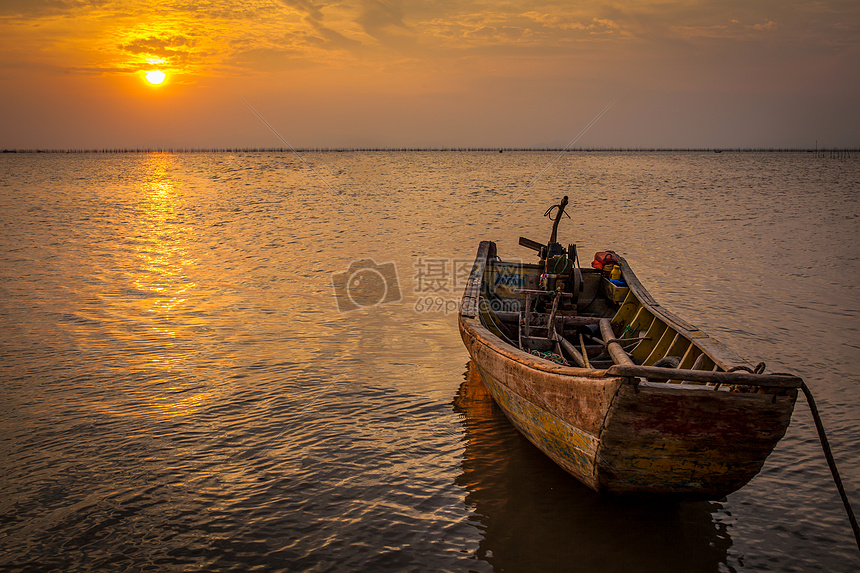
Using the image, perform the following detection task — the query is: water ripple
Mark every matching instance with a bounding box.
[1,151,858,572]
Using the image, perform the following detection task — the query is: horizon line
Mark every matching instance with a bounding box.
[2,146,857,154]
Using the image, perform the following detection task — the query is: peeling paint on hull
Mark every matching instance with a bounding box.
[464,323,796,498]
[475,364,598,487]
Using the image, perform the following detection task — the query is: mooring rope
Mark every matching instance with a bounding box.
[800,381,860,551]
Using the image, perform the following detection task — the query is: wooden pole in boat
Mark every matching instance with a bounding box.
[579,333,591,368]
[553,327,587,368]
[548,196,569,245]
[599,319,635,366]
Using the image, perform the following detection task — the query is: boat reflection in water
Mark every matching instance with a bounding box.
[453,361,732,572]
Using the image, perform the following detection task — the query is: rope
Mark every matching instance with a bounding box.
[729,362,768,374]
[603,337,650,346]
[528,348,567,365]
[544,204,571,220]
[800,381,860,552]
[480,299,517,347]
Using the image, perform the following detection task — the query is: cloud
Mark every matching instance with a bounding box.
[753,20,777,32]
[275,0,324,21]
[305,20,364,51]
[356,0,413,46]
[671,18,780,40]
[120,35,194,58]
[1,1,857,94]
[0,0,98,18]
[229,47,315,71]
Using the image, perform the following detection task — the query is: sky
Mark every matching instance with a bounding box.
[1,0,858,149]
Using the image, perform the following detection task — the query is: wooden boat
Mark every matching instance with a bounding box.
[458,196,801,499]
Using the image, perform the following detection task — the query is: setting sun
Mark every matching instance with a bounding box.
[144,70,166,85]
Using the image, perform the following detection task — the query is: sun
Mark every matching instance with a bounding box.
[144,70,167,85]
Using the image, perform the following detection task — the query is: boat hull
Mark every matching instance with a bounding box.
[595,382,796,496]
[461,315,796,498]
[461,322,620,489]
[458,240,797,498]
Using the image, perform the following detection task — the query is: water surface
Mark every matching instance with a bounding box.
[1,151,858,571]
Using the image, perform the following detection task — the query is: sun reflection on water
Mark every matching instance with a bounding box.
[124,154,215,418]
[134,154,196,325]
